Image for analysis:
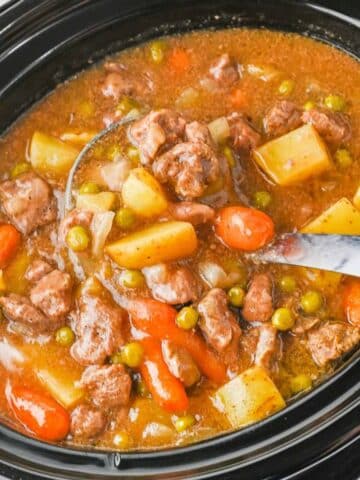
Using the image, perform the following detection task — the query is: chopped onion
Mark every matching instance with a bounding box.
[91,211,115,257]
[142,422,173,439]
[246,64,281,82]
[199,261,229,288]
[208,117,230,144]
[60,131,97,145]
[175,87,200,108]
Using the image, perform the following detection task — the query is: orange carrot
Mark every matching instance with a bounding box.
[230,88,248,109]
[343,280,360,327]
[168,48,191,73]
[0,224,21,269]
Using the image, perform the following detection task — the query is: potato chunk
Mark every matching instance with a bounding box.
[122,168,168,218]
[353,186,360,210]
[214,366,285,428]
[302,198,360,235]
[105,221,197,269]
[253,124,332,185]
[30,131,79,178]
[37,368,84,408]
[76,192,116,213]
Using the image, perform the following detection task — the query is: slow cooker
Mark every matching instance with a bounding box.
[0,0,359,478]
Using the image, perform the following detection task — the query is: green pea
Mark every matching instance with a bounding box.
[176,306,199,330]
[278,79,295,96]
[253,191,272,209]
[290,374,312,394]
[149,40,166,64]
[279,275,297,294]
[120,269,144,289]
[11,162,30,179]
[324,94,346,112]
[303,101,316,111]
[66,226,90,252]
[335,149,353,169]
[223,146,235,168]
[79,182,100,194]
[300,290,323,314]
[55,326,75,347]
[126,146,140,165]
[174,415,195,433]
[115,208,136,230]
[228,285,245,307]
[113,431,131,449]
[116,96,141,116]
[271,307,294,331]
[120,342,144,368]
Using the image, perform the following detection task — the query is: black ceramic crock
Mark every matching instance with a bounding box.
[0,1,359,479]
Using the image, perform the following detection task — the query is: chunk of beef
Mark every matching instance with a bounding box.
[102,62,152,100]
[242,273,273,323]
[185,121,214,147]
[254,324,278,371]
[59,209,93,244]
[0,172,57,235]
[30,270,72,321]
[70,404,107,439]
[301,108,351,145]
[128,109,186,165]
[100,157,132,191]
[70,295,124,365]
[198,288,241,353]
[161,340,200,387]
[168,201,215,225]
[307,322,360,366]
[0,293,57,336]
[263,101,303,137]
[227,113,261,151]
[208,54,240,87]
[80,364,131,409]
[25,260,52,282]
[153,142,220,199]
[292,315,320,335]
[142,264,200,304]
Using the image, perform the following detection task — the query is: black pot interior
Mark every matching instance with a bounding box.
[0,1,359,479]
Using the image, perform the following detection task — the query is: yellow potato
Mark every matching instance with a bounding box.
[353,186,360,210]
[105,221,197,269]
[30,131,79,178]
[0,270,6,292]
[76,192,116,213]
[253,124,332,185]
[122,168,168,218]
[214,366,285,428]
[37,368,84,409]
[302,198,360,235]
[4,250,30,295]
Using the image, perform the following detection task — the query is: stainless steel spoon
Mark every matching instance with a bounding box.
[64,116,360,278]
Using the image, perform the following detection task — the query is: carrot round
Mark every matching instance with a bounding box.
[6,383,70,441]
[167,48,191,73]
[140,337,189,413]
[129,298,227,384]
[343,280,360,327]
[215,206,275,251]
[0,224,21,269]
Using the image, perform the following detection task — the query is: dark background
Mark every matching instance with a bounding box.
[0,0,358,478]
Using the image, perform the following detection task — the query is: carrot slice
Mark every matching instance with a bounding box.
[168,48,191,73]
[343,280,360,327]
[0,224,21,269]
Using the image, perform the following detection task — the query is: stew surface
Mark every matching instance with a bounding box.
[0,28,359,450]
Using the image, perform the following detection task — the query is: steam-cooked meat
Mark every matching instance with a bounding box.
[307,322,360,366]
[162,340,200,387]
[128,109,186,164]
[70,296,124,365]
[208,54,240,87]
[59,209,93,244]
[302,108,351,145]
[0,293,57,336]
[30,270,72,320]
[254,324,278,371]
[142,264,200,304]
[152,141,220,199]
[100,158,132,191]
[263,101,303,137]
[168,201,215,225]
[70,404,107,439]
[0,172,57,235]
[80,364,132,409]
[185,121,214,147]
[227,113,261,151]
[25,260,52,282]
[102,62,152,100]
[198,288,241,353]
[242,273,274,323]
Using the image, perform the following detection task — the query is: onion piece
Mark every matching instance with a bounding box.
[246,64,281,82]
[208,117,230,144]
[91,211,115,257]
[199,261,229,288]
